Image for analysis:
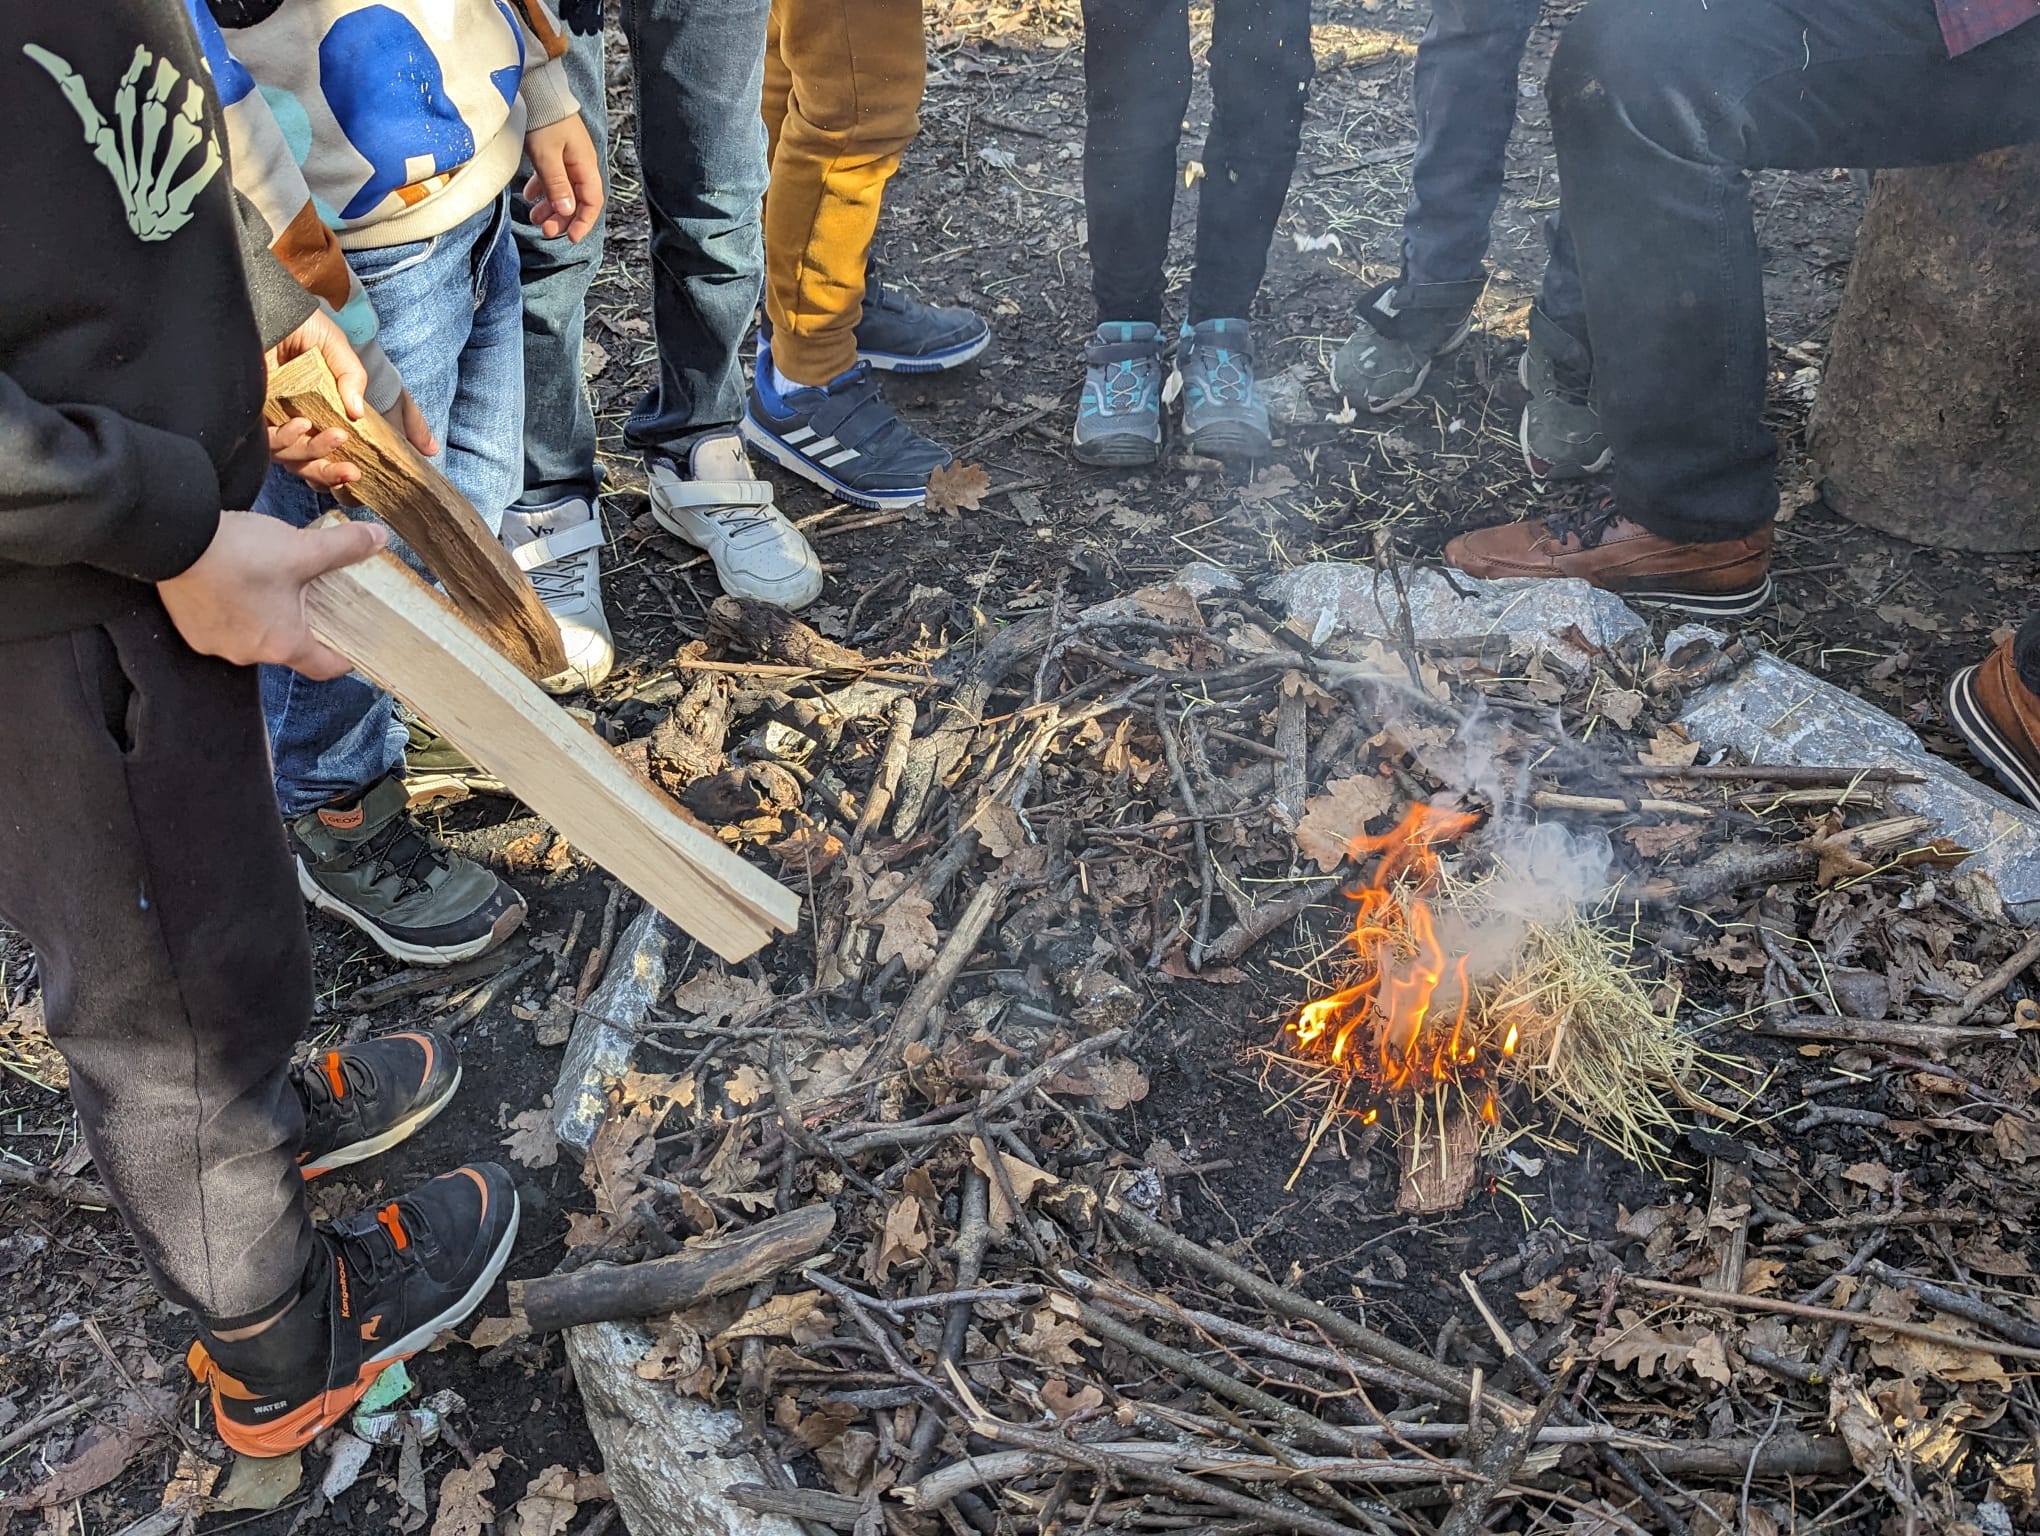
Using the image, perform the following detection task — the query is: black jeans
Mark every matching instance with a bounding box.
[1551,0,2040,542]
[1082,0,1314,326]
[0,608,313,1328]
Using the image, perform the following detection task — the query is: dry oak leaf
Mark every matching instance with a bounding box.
[503,1465,584,1536]
[1739,1257,1788,1296]
[969,1136,1058,1231]
[501,1107,559,1170]
[1041,1377,1107,1420]
[1639,728,1702,768]
[876,891,940,971]
[1598,1308,1690,1379]
[465,1316,525,1350]
[867,1193,932,1283]
[1294,772,1396,872]
[926,460,991,516]
[716,1290,832,1347]
[1624,821,1702,860]
[723,1063,770,1109]
[1075,1056,1150,1110]
[1013,1303,1098,1368]
[430,1446,506,1536]
[1595,686,1646,730]
[672,968,774,1030]
[1687,1330,1733,1386]
[1515,1275,1577,1325]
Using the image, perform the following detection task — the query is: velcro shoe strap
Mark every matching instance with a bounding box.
[655,478,776,512]
[1085,339,1163,366]
[507,518,606,572]
[811,393,901,449]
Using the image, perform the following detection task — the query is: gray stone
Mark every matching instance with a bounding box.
[1680,653,2040,919]
[566,1320,800,1536]
[1261,563,1649,665]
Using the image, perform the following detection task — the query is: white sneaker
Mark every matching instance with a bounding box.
[646,434,824,610]
[500,496,615,695]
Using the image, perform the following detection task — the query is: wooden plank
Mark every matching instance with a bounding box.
[264,350,568,680]
[304,543,799,961]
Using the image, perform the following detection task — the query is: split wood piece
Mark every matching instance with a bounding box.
[1104,1199,1514,1413]
[1531,791,1711,821]
[1438,1363,1575,1536]
[1397,1104,1482,1214]
[553,905,672,1151]
[1749,1014,2033,1055]
[1934,925,2040,1025]
[850,695,916,853]
[1614,763,1923,786]
[726,1486,869,1526]
[1624,1277,2040,1363]
[1272,683,1308,828]
[0,1159,112,1208]
[705,595,888,673]
[1705,1158,1752,1296]
[304,542,798,962]
[508,1204,835,1334]
[264,350,565,679]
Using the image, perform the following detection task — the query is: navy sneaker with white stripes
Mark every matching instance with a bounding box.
[855,268,990,374]
[741,340,953,510]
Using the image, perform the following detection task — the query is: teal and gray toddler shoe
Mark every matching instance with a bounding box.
[1073,321,1165,466]
[1173,318,1271,461]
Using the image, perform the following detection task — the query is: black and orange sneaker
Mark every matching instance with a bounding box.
[188,1164,518,1457]
[296,1030,462,1180]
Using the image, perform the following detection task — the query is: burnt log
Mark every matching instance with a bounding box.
[1809,146,2040,552]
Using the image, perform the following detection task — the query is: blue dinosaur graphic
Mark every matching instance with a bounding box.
[181,0,258,106]
[319,5,475,221]
[490,1,525,105]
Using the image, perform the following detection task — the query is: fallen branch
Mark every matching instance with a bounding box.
[1860,1260,2040,1350]
[873,870,1015,1070]
[1934,925,2040,1024]
[1614,763,1922,787]
[1203,876,1344,969]
[831,1030,1126,1158]
[1438,1363,1574,1536]
[1746,1014,2030,1053]
[1531,791,1711,821]
[1623,1277,2040,1363]
[506,1205,835,1334]
[0,1159,112,1208]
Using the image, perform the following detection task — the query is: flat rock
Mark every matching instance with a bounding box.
[566,1320,800,1536]
[1681,652,2040,919]
[1261,563,1649,664]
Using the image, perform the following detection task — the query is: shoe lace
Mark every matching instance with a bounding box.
[1545,499,1621,550]
[330,1203,411,1293]
[1186,341,1253,406]
[299,1049,377,1115]
[344,812,450,902]
[1099,356,1155,414]
[524,554,586,603]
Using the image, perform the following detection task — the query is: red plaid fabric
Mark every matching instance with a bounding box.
[1937,0,2040,54]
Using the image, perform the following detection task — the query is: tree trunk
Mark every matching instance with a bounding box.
[1807,145,2040,553]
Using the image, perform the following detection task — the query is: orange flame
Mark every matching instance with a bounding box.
[1283,803,1512,1118]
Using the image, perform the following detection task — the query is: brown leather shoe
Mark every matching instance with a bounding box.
[1444,509,1774,618]
[1945,637,2040,811]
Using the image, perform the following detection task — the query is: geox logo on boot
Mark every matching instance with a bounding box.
[319,805,366,830]
[23,44,224,242]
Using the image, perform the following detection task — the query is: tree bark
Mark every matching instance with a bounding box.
[1809,146,2040,553]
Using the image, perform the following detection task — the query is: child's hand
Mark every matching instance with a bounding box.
[524,114,605,243]
[265,310,438,488]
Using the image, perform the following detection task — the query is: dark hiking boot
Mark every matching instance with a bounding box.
[189,1164,518,1457]
[1330,281,1474,413]
[1518,316,1610,479]
[1946,637,2040,811]
[854,267,990,374]
[1445,507,1774,618]
[296,1030,462,1179]
[741,341,952,510]
[290,774,525,966]
[400,710,500,808]
[1174,318,1273,461]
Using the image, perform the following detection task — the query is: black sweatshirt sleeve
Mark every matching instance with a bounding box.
[233,189,319,350]
[0,368,223,583]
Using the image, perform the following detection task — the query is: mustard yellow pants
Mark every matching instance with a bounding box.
[762,0,926,385]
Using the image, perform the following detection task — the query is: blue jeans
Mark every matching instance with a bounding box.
[513,23,609,507]
[259,197,525,817]
[1551,0,2040,541]
[619,0,770,456]
[1398,0,1584,350]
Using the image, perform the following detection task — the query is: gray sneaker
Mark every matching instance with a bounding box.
[290,774,525,966]
[1518,323,1610,479]
[1330,282,1473,412]
[1174,318,1272,461]
[1073,322,1165,466]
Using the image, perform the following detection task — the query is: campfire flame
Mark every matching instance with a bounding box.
[1281,803,1509,1124]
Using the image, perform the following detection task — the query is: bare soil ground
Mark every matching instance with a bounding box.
[5,3,2038,1534]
